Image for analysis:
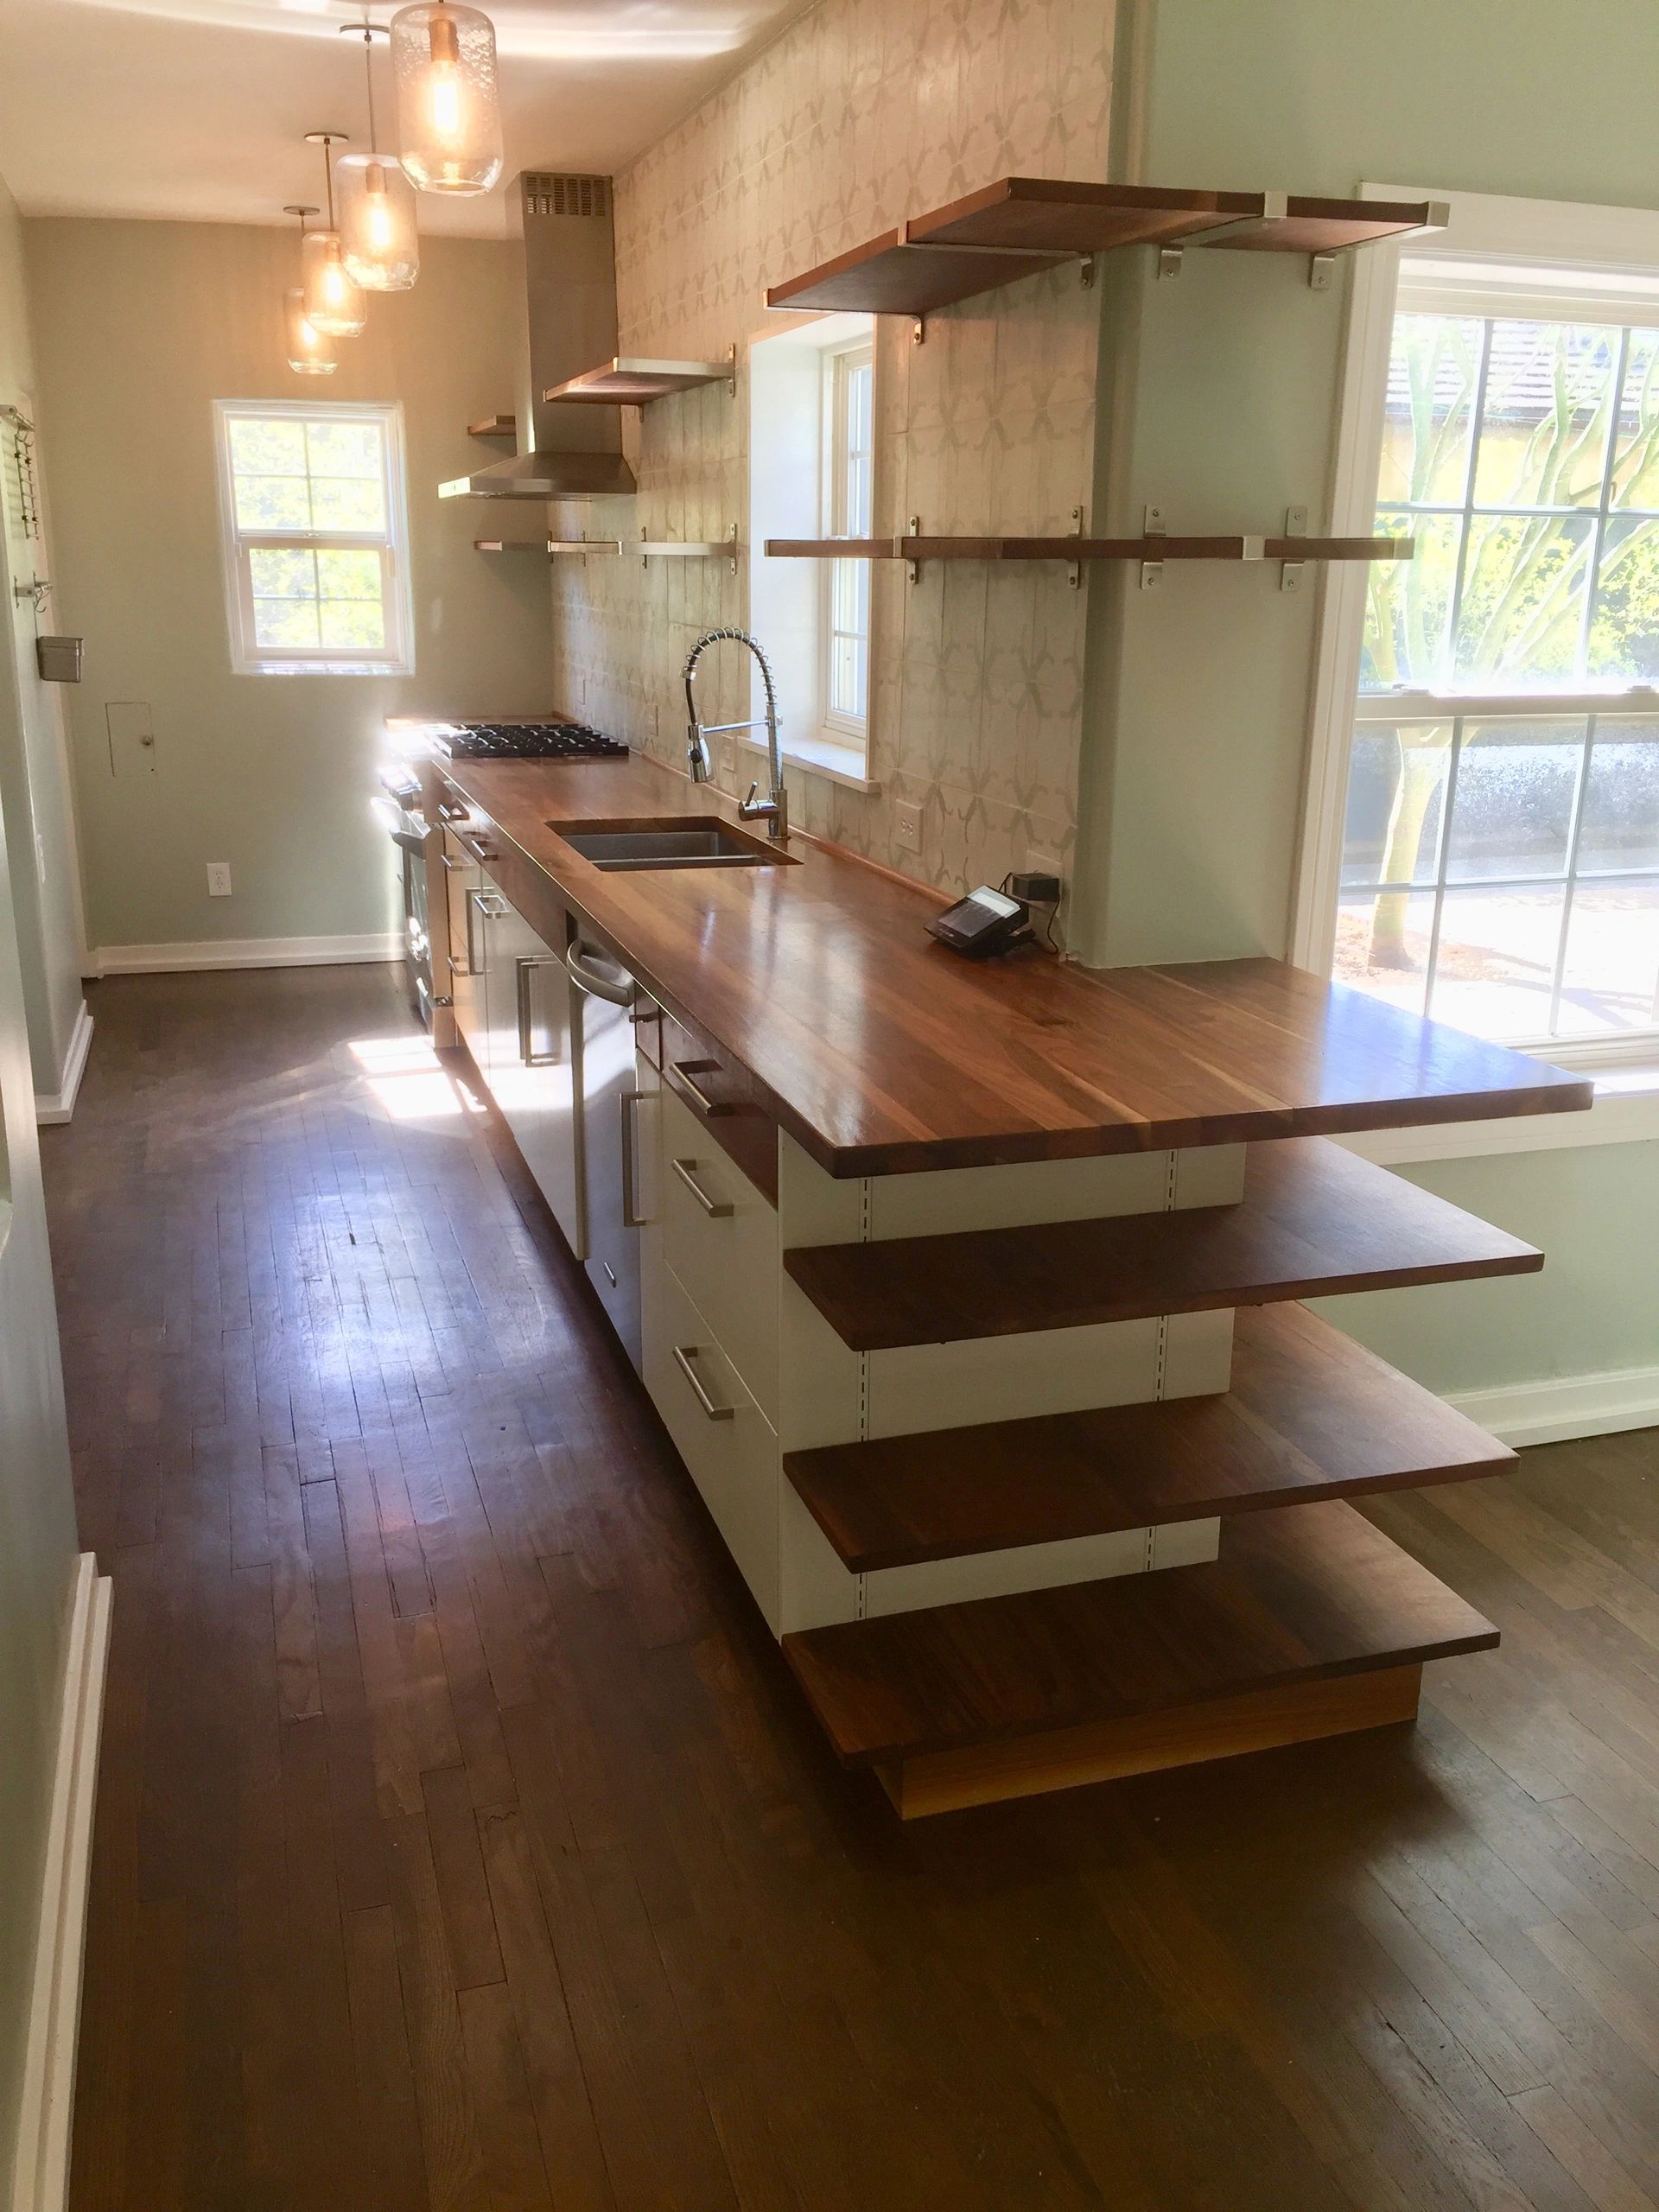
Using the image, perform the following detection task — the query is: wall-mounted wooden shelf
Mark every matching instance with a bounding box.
[543,352,737,406]
[476,535,737,559]
[765,532,1414,565]
[467,415,517,440]
[766,179,1447,318]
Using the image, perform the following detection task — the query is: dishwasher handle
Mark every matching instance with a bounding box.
[566,940,637,1007]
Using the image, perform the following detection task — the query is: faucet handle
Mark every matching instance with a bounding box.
[744,780,760,807]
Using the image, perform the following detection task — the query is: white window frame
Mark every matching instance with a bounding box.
[746,311,880,793]
[817,334,874,744]
[1296,185,1659,1146]
[213,397,414,677]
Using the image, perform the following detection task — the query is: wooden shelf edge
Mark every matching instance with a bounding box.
[763,536,1414,564]
[765,179,1447,317]
[543,354,735,405]
[467,415,517,439]
[782,1500,1498,1767]
[783,1136,1543,1352]
[782,1302,1515,1572]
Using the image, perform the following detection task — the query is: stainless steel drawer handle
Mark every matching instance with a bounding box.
[621,1090,650,1228]
[440,851,469,873]
[667,1058,734,1118]
[474,892,509,918]
[514,954,564,1066]
[463,835,499,863]
[671,1157,733,1217]
[565,941,637,1007]
[672,1344,734,1421]
[435,797,468,822]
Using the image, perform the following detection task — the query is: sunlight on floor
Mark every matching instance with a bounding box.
[347,1032,465,1121]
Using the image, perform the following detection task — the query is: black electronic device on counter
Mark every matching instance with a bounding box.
[926,885,1033,959]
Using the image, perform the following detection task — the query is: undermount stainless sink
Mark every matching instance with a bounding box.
[554,817,794,869]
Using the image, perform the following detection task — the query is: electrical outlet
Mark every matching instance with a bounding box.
[894,800,923,852]
[207,861,232,897]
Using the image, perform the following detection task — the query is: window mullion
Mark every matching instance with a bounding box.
[1439,320,1496,686]
[1420,714,1465,1016]
[1548,712,1598,1033]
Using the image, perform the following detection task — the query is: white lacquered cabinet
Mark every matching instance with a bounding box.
[483,895,582,1255]
[658,1079,779,1424]
[440,832,486,1070]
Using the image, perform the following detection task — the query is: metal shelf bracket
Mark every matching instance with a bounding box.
[906,515,921,584]
[1308,253,1337,292]
[1068,506,1085,590]
[1140,505,1166,591]
[1281,504,1307,594]
[1156,245,1184,283]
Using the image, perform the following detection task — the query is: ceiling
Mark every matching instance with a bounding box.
[0,0,809,237]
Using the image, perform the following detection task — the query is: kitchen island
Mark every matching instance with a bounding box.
[424,746,1590,1815]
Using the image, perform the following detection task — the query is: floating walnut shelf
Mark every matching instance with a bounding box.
[543,353,737,406]
[766,178,1447,317]
[766,533,1414,565]
[467,415,517,440]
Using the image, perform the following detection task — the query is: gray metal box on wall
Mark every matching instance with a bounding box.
[35,635,82,683]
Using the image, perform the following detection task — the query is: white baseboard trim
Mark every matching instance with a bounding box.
[34,1002,93,1128]
[92,931,401,976]
[12,1554,112,2212]
[1446,1364,1659,1449]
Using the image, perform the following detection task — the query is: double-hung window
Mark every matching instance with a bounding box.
[820,337,874,740]
[214,399,413,676]
[1319,200,1659,1058]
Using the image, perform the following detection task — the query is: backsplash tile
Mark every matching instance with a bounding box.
[546,0,1115,919]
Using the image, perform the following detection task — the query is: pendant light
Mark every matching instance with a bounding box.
[301,131,367,338]
[335,22,419,291]
[282,208,338,375]
[390,1,503,196]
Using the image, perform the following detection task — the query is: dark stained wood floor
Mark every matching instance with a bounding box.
[45,962,1659,2212]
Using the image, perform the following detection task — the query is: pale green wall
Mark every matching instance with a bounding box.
[0,179,79,2202]
[1075,0,1659,1402]
[0,178,83,1094]
[24,219,554,954]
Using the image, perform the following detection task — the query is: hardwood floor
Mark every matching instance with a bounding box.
[47,963,1659,2211]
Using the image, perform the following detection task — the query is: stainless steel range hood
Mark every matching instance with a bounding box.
[440,172,637,503]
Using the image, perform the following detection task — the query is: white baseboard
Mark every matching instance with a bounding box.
[34,1003,93,1128]
[1446,1364,1659,1448]
[92,931,401,976]
[12,1554,112,2212]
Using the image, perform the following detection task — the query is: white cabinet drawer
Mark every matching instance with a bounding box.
[647,1260,780,1633]
[658,1079,779,1424]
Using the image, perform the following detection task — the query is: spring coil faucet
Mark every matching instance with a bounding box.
[682,627,789,843]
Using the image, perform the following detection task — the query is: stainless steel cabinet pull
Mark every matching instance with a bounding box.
[672,1344,733,1421]
[667,1059,734,1118]
[435,797,468,822]
[566,941,637,1007]
[514,956,563,1066]
[464,887,505,972]
[440,851,469,873]
[620,1090,649,1227]
[671,1157,733,1217]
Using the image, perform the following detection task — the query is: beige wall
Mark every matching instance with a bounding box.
[24,219,554,957]
[0,175,79,2202]
[547,0,1112,906]
[0,175,83,1094]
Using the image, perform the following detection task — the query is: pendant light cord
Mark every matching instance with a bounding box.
[361,22,379,156]
[321,137,337,228]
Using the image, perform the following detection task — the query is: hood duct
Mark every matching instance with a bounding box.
[439,171,637,501]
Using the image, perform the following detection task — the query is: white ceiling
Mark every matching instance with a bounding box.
[0,0,809,237]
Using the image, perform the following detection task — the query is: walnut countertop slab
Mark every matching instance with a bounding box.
[438,751,1592,1178]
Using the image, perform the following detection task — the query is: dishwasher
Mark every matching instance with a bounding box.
[566,935,651,1372]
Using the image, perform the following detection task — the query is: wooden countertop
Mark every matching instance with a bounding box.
[438,750,1592,1178]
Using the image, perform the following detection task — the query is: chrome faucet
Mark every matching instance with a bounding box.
[682,627,789,843]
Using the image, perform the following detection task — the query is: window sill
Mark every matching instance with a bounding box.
[735,730,880,793]
[237,660,412,679]
[1340,1062,1659,1165]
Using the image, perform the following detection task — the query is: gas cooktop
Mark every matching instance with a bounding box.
[435,721,629,761]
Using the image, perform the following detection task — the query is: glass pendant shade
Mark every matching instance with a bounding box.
[302,228,367,337]
[391,2,503,195]
[338,153,420,289]
[283,288,338,376]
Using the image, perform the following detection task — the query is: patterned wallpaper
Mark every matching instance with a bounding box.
[546,0,1115,912]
